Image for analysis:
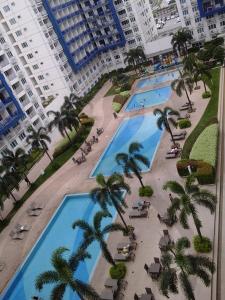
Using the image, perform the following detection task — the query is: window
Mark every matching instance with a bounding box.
[21,78,26,84]
[33,64,39,70]
[10,140,18,148]
[43,85,49,90]
[15,30,22,37]
[38,75,44,80]
[128,39,136,45]
[21,42,28,48]
[197,27,204,33]
[183,9,188,15]
[186,21,191,26]
[125,29,132,35]
[19,132,26,140]
[34,102,39,108]
[27,90,33,96]
[208,24,216,30]
[40,114,46,120]
[14,65,20,71]
[195,17,200,22]
[27,53,33,59]
[0,37,6,44]
[3,5,10,12]
[7,51,13,57]
[180,0,186,3]
[9,18,16,26]
[220,20,225,26]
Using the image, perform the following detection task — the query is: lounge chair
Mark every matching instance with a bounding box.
[129,209,148,218]
[30,202,44,210]
[179,106,190,111]
[9,230,24,240]
[170,134,185,141]
[165,152,179,159]
[114,251,135,261]
[176,113,190,120]
[27,208,41,217]
[172,130,187,137]
[15,224,30,233]
[0,261,5,271]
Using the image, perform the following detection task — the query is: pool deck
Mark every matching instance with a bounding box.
[0,73,216,300]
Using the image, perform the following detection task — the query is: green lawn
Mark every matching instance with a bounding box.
[105,85,121,97]
[181,68,220,158]
[0,123,93,232]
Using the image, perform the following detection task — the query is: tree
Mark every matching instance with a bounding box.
[73,210,126,266]
[171,28,193,56]
[63,93,81,111]
[159,237,215,299]
[163,177,216,240]
[36,247,100,300]
[124,46,146,74]
[0,170,20,203]
[183,53,199,73]
[153,107,179,147]
[112,73,129,88]
[1,148,31,185]
[194,63,212,92]
[26,127,53,162]
[47,109,72,142]
[116,142,150,188]
[213,45,225,64]
[61,108,80,132]
[90,173,130,230]
[171,70,194,111]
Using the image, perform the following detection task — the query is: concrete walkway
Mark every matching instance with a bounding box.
[0,73,216,300]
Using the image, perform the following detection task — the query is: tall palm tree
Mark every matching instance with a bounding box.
[1,148,31,185]
[73,210,126,266]
[116,142,150,188]
[171,70,194,110]
[163,177,216,239]
[90,173,130,230]
[153,107,179,147]
[159,237,215,300]
[47,109,72,142]
[36,247,100,300]
[183,53,198,73]
[26,127,53,162]
[63,93,81,111]
[0,170,20,203]
[124,46,146,74]
[61,108,80,132]
[194,63,212,92]
[171,28,193,56]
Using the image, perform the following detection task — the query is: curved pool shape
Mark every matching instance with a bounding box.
[2,194,117,300]
[125,86,172,112]
[137,70,179,89]
[90,114,163,177]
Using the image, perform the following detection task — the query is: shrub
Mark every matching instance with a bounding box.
[120,91,130,97]
[193,235,212,253]
[112,93,130,112]
[178,119,191,129]
[109,263,127,279]
[112,102,121,113]
[139,185,154,197]
[190,123,218,167]
[176,159,198,177]
[80,117,94,126]
[194,161,215,184]
[202,91,211,99]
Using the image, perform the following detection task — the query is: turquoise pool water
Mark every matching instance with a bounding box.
[90,114,163,177]
[137,70,179,89]
[2,194,117,300]
[125,86,172,112]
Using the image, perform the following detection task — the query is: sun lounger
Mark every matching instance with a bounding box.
[176,113,190,120]
[30,202,44,210]
[114,251,135,261]
[166,152,179,159]
[172,131,187,137]
[179,106,190,111]
[27,208,41,217]
[129,209,148,218]
[170,134,185,141]
[15,224,30,233]
[0,261,5,271]
[9,230,25,240]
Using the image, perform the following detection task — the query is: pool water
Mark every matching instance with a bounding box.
[2,194,117,300]
[125,86,172,112]
[137,70,179,89]
[90,114,163,177]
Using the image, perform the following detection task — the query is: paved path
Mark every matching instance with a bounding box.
[0,73,216,300]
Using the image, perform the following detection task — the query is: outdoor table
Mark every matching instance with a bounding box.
[114,253,129,261]
[132,200,145,209]
[159,235,171,249]
[117,242,131,251]
[139,294,153,300]
[100,288,114,300]
[149,263,161,274]
[104,278,118,290]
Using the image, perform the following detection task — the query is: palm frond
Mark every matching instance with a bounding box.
[93,210,110,231]
[102,223,126,235]
[192,191,216,213]
[35,270,59,290]
[133,153,150,167]
[163,181,185,195]
[73,279,101,299]
[50,283,66,300]
[179,272,195,300]
[179,208,190,229]
[175,237,190,252]
[72,220,92,234]
[129,142,142,154]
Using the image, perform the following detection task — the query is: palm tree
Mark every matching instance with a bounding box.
[63,93,81,111]
[112,73,129,88]
[73,210,126,266]
[183,53,198,73]
[1,148,31,185]
[0,170,20,203]
[153,107,179,147]
[90,173,130,230]
[163,177,216,240]
[26,127,53,162]
[159,237,215,299]
[61,108,80,132]
[124,46,146,74]
[47,109,72,142]
[194,63,212,92]
[116,142,150,188]
[171,28,193,56]
[36,247,100,300]
[171,70,194,111]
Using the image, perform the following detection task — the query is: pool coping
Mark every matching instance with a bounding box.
[123,85,172,113]
[89,113,164,179]
[1,192,120,299]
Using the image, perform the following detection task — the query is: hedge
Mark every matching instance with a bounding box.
[112,93,130,112]
[110,263,127,279]
[112,102,121,112]
[202,91,211,99]
[178,119,191,129]
[139,185,154,197]
[193,235,212,253]
[190,123,218,168]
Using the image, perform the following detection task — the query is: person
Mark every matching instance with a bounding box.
[169,193,173,202]
[72,157,76,164]
[25,177,31,187]
[113,112,117,119]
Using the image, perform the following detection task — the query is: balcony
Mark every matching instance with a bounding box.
[198,0,225,17]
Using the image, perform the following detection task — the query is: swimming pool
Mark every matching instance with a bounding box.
[137,70,179,89]
[2,194,117,300]
[90,114,163,177]
[125,86,172,112]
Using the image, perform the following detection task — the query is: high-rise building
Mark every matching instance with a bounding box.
[175,0,225,43]
[0,0,158,155]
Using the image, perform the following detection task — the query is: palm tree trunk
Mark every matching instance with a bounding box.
[101,241,116,266]
[137,173,145,188]
[167,122,176,147]
[184,86,193,111]
[45,149,53,162]
[192,213,203,240]
[111,197,128,231]
[24,173,32,186]
[203,81,207,92]
[64,128,72,143]
[10,191,17,203]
